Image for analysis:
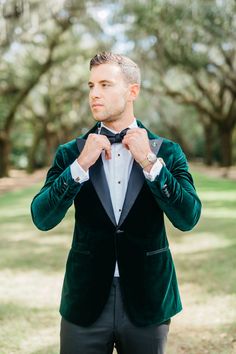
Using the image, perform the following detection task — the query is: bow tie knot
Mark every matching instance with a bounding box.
[99,127,129,144]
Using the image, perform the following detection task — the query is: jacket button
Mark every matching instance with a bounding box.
[116,229,124,235]
[162,184,170,198]
[162,184,167,192]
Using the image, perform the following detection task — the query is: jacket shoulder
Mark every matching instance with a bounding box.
[138,120,181,152]
[60,138,78,153]
[159,137,180,150]
[54,139,79,168]
[148,133,186,169]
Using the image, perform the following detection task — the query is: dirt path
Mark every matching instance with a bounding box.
[0,168,47,195]
[190,162,236,180]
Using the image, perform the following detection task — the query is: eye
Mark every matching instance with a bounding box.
[102,83,110,87]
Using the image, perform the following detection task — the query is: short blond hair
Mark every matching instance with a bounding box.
[89,51,141,85]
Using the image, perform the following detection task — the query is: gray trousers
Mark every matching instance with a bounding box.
[60,277,170,354]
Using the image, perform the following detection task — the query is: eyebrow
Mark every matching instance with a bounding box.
[88,80,114,86]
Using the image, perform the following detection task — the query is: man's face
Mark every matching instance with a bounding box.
[88,63,131,124]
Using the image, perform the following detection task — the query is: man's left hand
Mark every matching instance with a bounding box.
[122,128,152,165]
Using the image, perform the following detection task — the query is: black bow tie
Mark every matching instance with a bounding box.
[99,126,129,144]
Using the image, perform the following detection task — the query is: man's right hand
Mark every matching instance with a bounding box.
[77,134,111,172]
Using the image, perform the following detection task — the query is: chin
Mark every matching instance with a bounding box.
[93,115,110,122]
[93,117,104,122]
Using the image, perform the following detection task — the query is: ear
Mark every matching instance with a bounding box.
[128,83,140,102]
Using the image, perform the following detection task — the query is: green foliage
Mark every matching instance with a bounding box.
[1,0,236,174]
[0,0,115,175]
[117,0,236,166]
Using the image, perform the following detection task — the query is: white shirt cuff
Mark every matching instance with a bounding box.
[70,160,89,183]
[143,159,163,182]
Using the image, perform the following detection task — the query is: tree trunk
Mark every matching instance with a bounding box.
[218,126,233,167]
[0,131,11,177]
[27,128,43,173]
[44,128,57,166]
[168,125,192,158]
[203,124,213,166]
[1,26,71,177]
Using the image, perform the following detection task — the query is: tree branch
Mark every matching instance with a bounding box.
[191,73,219,111]
[219,45,235,72]
[3,22,71,133]
[159,82,222,123]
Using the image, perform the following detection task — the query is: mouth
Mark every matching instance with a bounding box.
[91,103,104,109]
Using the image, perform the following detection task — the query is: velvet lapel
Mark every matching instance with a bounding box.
[118,137,163,227]
[76,129,117,227]
[118,160,144,227]
[89,157,117,226]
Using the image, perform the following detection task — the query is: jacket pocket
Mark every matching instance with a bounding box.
[146,246,169,256]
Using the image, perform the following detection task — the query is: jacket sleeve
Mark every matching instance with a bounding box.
[31,145,82,231]
[146,143,201,231]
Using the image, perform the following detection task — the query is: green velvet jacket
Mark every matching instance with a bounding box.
[31,120,201,327]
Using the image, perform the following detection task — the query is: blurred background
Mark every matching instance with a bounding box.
[0,1,236,353]
[0,0,236,176]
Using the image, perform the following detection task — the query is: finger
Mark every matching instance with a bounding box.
[126,129,138,135]
[94,134,110,143]
[126,128,143,135]
[104,147,112,160]
[122,139,130,150]
[98,136,111,149]
[103,141,111,159]
[123,134,136,145]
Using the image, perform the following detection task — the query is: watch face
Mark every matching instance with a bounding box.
[147,152,157,163]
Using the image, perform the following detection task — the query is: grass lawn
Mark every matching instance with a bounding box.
[0,172,235,353]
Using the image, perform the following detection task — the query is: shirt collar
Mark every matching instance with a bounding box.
[100,118,138,134]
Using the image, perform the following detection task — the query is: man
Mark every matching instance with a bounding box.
[31,52,201,354]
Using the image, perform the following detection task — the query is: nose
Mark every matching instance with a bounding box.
[90,85,101,99]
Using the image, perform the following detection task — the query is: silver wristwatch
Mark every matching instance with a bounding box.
[147,152,157,164]
[140,152,157,168]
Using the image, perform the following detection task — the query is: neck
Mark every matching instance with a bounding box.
[103,116,135,132]
[102,105,136,132]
